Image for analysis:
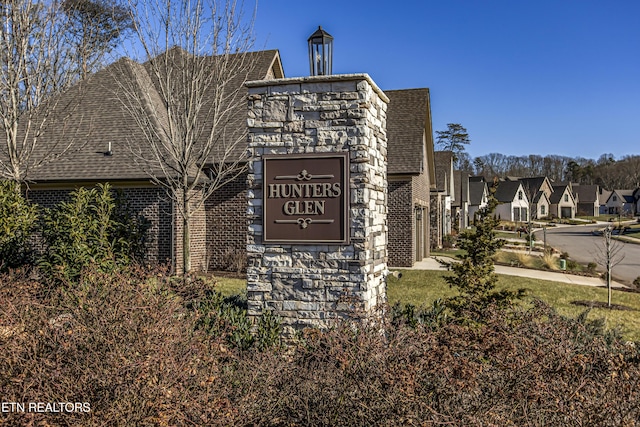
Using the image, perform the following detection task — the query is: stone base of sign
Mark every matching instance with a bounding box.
[246,74,389,337]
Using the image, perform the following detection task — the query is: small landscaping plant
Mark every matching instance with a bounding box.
[0,180,38,270]
[442,189,524,322]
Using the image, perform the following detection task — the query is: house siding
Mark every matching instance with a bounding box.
[388,179,414,267]
[412,173,430,261]
[205,173,248,271]
[26,185,172,266]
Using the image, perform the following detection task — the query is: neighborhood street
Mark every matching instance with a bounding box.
[535,223,640,284]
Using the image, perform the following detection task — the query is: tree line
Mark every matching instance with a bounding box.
[460,152,640,190]
[437,124,640,190]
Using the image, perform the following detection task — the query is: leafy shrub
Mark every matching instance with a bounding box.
[191,286,281,351]
[391,299,448,329]
[0,180,38,270]
[634,276,640,287]
[39,184,149,283]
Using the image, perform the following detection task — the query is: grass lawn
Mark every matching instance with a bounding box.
[388,269,640,341]
[623,224,640,240]
[212,269,640,342]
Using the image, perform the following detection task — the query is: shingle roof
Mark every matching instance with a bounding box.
[613,189,636,203]
[386,88,431,175]
[519,177,547,192]
[433,151,453,192]
[494,180,522,203]
[15,49,282,183]
[549,184,570,204]
[468,181,487,206]
[573,184,599,204]
[599,190,612,205]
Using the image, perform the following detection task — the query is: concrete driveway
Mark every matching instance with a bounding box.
[534,223,640,285]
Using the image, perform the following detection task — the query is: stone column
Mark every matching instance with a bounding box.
[246,74,388,337]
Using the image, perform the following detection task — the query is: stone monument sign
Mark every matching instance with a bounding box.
[246,74,389,337]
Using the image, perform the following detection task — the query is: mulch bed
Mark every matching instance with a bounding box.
[571,300,636,311]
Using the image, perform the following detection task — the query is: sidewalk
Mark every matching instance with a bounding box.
[407,257,629,289]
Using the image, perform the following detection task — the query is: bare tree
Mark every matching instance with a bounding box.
[594,226,625,307]
[0,0,75,182]
[115,0,256,274]
[0,0,130,183]
[61,0,134,79]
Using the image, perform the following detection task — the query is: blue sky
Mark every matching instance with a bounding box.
[251,0,640,160]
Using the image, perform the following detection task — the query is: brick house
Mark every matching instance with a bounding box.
[385,88,436,267]
[16,49,285,272]
[11,50,437,271]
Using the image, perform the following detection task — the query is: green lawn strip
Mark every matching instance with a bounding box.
[214,270,640,341]
[388,269,640,341]
[214,277,247,296]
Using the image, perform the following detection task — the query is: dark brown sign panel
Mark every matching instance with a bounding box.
[263,153,349,244]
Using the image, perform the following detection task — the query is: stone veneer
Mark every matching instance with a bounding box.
[245,74,389,336]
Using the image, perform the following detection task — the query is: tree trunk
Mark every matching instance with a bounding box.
[182,190,191,276]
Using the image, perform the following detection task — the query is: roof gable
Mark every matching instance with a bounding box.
[550,184,575,204]
[495,180,524,203]
[610,189,636,204]
[16,50,282,182]
[386,88,432,175]
[468,181,487,206]
[573,184,599,203]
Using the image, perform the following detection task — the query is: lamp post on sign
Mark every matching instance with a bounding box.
[308,26,333,76]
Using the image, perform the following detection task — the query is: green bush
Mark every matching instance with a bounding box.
[39,184,149,283]
[443,190,524,322]
[191,285,282,351]
[0,180,38,270]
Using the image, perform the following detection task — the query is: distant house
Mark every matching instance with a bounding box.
[386,88,436,267]
[549,184,576,219]
[430,151,455,248]
[604,189,636,216]
[599,190,612,215]
[494,180,529,222]
[634,188,640,216]
[515,177,553,219]
[467,179,489,224]
[573,184,600,217]
[452,171,470,230]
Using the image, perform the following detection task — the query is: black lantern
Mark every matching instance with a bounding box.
[308,26,333,76]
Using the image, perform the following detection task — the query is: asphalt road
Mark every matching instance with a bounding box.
[534,223,640,284]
